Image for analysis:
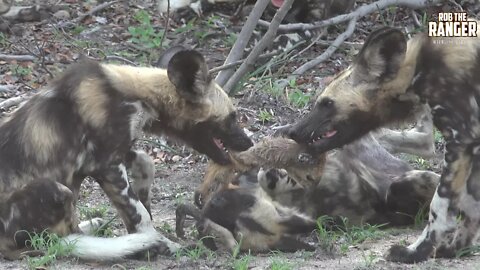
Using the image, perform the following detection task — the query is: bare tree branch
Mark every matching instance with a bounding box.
[0,95,28,110]
[293,18,357,75]
[223,0,295,93]
[0,54,35,61]
[258,0,441,32]
[209,51,279,74]
[215,0,271,87]
[74,0,119,23]
[159,0,170,50]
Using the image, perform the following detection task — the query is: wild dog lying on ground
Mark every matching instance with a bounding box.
[176,168,318,253]
[282,25,480,263]
[0,48,253,260]
[177,109,440,253]
[177,138,322,253]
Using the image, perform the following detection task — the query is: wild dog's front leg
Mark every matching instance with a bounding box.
[387,142,471,263]
[95,163,181,255]
[126,150,154,218]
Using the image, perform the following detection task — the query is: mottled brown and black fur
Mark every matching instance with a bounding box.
[177,169,317,253]
[184,110,440,253]
[285,25,480,263]
[0,48,252,260]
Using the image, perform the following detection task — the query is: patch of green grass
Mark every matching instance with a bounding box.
[258,109,274,124]
[232,253,252,270]
[434,128,443,144]
[78,204,115,237]
[456,244,480,258]
[414,202,429,228]
[224,33,237,47]
[10,64,32,77]
[361,251,379,268]
[135,267,153,270]
[287,80,312,108]
[70,25,85,35]
[128,10,166,49]
[24,230,75,269]
[176,238,215,261]
[316,216,386,255]
[0,32,8,47]
[269,256,293,270]
[159,221,174,234]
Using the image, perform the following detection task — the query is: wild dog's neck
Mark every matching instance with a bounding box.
[100,64,184,114]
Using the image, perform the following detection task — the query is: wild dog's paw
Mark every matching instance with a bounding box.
[386,244,432,264]
[128,239,182,260]
[78,217,105,235]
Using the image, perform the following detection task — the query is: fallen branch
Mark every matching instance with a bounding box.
[105,55,138,66]
[0,95,28,110]
[258,0,441,32]
[159,0,170,50]
[293,18,358,75]
[215,0,271,87]
[209,51,279,74]
[223,0,295,93]
[0,54,35,61]
[0,85,17,92]
[74,0,119,23]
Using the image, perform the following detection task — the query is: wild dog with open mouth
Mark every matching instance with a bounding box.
[0,47,253,260]
[283,25,480,263]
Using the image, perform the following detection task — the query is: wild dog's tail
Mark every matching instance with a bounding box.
[62,229,181,261]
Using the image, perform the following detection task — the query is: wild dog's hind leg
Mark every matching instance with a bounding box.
[387,142,472,263]
[94,163,181,255]
[126,150,155,218]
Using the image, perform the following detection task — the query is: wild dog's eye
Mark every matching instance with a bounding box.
[319,98,334,107]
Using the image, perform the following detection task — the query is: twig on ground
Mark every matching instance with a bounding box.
[410,10,422,28]
[223,0,295,93]
[0,85,17,92]
[74,0,119,23]
[293,18,358,75]
[105,55,138,66]
[257,0,441,32]
[215,0,271,87]
[209,51,279,73]
[159,0,170,50]
[0,54,35,61]
[0,95,28,110]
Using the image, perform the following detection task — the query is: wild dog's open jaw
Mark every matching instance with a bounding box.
[309,129,338,144]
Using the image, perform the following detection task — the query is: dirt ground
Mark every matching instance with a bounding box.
[1,0,480,269]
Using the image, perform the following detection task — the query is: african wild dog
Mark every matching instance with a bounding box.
[179,109,440,253]
[176,167,317,253]
[0,47,253,260]
[283,25,480,263]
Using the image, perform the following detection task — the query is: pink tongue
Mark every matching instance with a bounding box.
[324,130,337,138]
[271,0,284,8]
[213,138,223,149]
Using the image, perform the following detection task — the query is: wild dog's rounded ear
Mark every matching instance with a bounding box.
[353,27,407,82]
[155,45,189,68]
[167,50,211,102]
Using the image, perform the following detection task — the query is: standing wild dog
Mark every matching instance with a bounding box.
[0,48,253,260]
[283,26,480,263]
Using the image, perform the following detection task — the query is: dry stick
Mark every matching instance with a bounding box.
[159,0,170,50]
[223,0,295,94]
[209,51,279,73]
[0,95,28,109]
[215,0,271,87]
[293,18,358,75]
[0,85,16,92]
[0,54,35,61]
[74,0,119,22]
[105,55,138,66]
[258,0,442,32]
